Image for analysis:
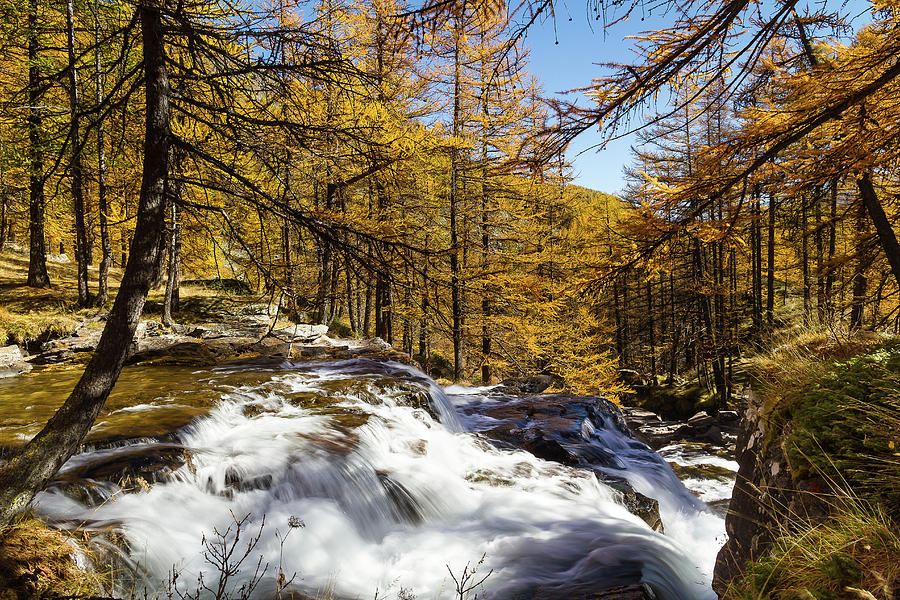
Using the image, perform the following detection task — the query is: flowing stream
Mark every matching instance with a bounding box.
[30,358,734,600]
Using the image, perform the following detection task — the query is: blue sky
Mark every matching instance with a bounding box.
[520,1,872,195]
[521,5,671,194]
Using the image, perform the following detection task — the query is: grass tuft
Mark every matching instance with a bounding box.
[0,516,106,598]
[728,498,900,600]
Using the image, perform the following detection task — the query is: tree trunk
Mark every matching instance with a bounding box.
[849,196,869,330]
[449,15,463,382]
[814,187,824,323]
[0,127,7,252]
[95,0,111,306]
[0,4,169,528]
[766,194,776,326]
[751,185,762,330]
[363,274,372,338]
[66,0,91,306]
[26,0,50,289]
[647,278,656,381]
[800,194,810,318]
[825,178,838,316]
[162,175,181,327]
[858,172,900,294]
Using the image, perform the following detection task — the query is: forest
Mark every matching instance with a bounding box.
[0,0,898,598]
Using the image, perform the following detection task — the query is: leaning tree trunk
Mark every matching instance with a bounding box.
[858,172,900,294]
[0,4,169,528]
[66,0,91,307]
[26,0,50,289]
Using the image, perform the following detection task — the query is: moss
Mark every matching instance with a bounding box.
[0,517,104,599]
[774,340,900,514]
[632,383,717,420]
[0,308,80,347]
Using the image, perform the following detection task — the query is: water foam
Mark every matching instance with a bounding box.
[36,360,727,599]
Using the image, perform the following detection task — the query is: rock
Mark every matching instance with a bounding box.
[49,443,186,494]
[687,411,715,429]
[0,345,31,378]
[591,584,657,599]
[270,323,329,342]
[718,410,740,422]
[703,425,724,445]
[623,408,662,429]
[125,341,220,366]
[617,369,645,387]
[46,253,71,263]
[498,374,559,394]
[181,277,253,294]
[712,394,834,595]
[521,428,578,465]
[629,422,690,449]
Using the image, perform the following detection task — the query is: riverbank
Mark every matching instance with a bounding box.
[713,331,900,599]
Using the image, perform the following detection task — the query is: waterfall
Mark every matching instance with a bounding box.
[35,358,727,600]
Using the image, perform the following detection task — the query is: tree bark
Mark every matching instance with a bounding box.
[162,167,181,327]
[0,4,170,528]
[95,0,111,306]
[766,194,776,326]
[0,127,7,252]
[825,178,838,315]
[66,0,91,306]
[449,15,463,382]
[26,0,50,289]
[858,172,900,294]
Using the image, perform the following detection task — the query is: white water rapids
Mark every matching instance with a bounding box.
[35,359,732,599]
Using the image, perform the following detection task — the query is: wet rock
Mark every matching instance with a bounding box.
[378,474,423,524]
[521,428,578,465]
[125,341,220,366]
[396,390,442,422]
[50,444,186,491]
[604,477,664,533]
[0,345,31,378]
[498,374,559,394]
[591,583,657,599]
[224,467,274,493]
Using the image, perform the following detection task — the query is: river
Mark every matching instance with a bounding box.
[16,357,736,599]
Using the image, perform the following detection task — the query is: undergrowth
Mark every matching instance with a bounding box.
[0,515,106,598]
[730,330,900,600]
[729,498,900,600]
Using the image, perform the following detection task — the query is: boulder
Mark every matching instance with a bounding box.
[125,341,220,366]
[521,428,579,465]
[712,394,834,594]
[270,323,329,342]
[687,411,715,429]
[617,369,645,387]
[498,374,559,394]
[0,345,31,378]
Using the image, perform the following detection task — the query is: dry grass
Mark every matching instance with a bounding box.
[0,516,106,599]
[0,248,120,345]
[743,327,889,420]
[728,497,900,600]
